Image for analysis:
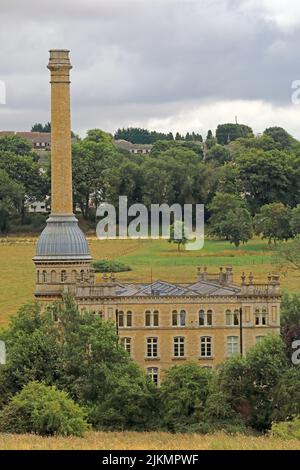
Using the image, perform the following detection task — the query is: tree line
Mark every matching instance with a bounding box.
[2,123,300,247]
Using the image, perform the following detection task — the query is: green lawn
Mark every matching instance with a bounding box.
[0,236,299,327]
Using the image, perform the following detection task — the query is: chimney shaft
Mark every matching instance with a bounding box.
[47,50,73,215]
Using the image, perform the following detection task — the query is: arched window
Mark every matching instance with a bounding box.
[199,309,213,326]
[51,270,56,283]
[118,311,132,327]
[80,269,85,282]
[36,270,40,283]
[42,270,47,283]
[145,310,159,327]
[226,309,239,326]
[172,310,186,326]
[255,308,268,326]
[61,270,67,282]
[71,270,77,282]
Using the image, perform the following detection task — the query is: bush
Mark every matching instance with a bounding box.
[0,381,89,436]
[271,367,300,422]
[159,363,212,431]
[270,418,300,440]
[93,259,132,273]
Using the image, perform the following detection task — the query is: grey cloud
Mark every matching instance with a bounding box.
[1,0,300,135]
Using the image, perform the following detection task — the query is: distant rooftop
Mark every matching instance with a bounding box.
[114,139,153,154]
[115,279,241,297]
[0,131,51,149]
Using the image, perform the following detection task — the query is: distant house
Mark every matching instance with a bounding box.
[27,200,48,214]
[114,139,153,154]
[0,131,51,150]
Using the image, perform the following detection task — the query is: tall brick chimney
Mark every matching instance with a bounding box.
[47,50,73,215]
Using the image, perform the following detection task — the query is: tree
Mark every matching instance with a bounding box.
[0,135,33,156]
[72,129,121,218]
[214,163,242,195]
[276,236,300,271]
[159,363,213,430]
[31,122,51,133]
[206,130,213,140]
[236,150,295,211]
[218,335,288,430]
[280,293,300,361]
[206,144,231,165]
[222,208,253,247]
[0,381,89,436]
[208,193,248,240]
[254,203,292,244]
[0,169,24,232]
[291,204,300,235]
[175,132,182,141]
[216,123,254,145]
[271,368,300,422]
[263,127,294,150]
[168,221,190,251]
[0,296,157,431]
[114,127,173,144]
[0,151,48,223]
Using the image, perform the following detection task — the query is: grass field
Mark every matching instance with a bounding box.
[0,431,299,450]
[0,236,299,327]
[0,236,299,450]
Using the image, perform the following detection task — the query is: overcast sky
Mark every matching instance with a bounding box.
[1,0,300,138]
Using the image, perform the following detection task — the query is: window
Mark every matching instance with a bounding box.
[255,308,268,326]
[145,310,159,327]
[147,337,158,358]
[121,337,131,355]
[200,337,212,357]
[42,270,47,283]
[118,311,132,327]
[147,367,159,385]
[61,270,67,282]
[80,270,85,282]
[174,337,185,357]
[172,310,186,326]
[51,270,56,282]
[226,309,239,326]
[199,309,213,326]
[36,270,40,283]
[71,270,77,282]
[227,336,239,356]
[256,336,265,343]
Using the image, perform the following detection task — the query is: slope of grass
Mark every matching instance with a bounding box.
[0,431,298,450]
[0,236,299,327]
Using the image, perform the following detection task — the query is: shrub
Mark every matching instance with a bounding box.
[271,367,300,422]
[270,418,300,440]
[93,259,132,273]
[0,381,89,436]
[159,363,213,431]
[218,335,288,430]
